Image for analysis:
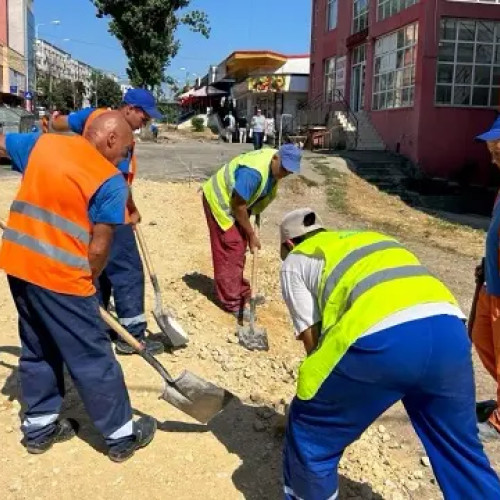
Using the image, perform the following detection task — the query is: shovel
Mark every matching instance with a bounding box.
[100,308,233,424]
[237,215,269,351]
[135,225,189,348]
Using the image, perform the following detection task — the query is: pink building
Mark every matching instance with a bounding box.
[0,0,6,45]
[309,0,500,183]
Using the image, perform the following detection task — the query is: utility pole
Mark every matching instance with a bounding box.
[94,72,99,107]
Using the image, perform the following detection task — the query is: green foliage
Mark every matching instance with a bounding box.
[191,116,205,132]
[91,1,210,88]
[36,73,87,112]
[90,72,123,108]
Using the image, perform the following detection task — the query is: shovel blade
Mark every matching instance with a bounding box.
[153,310,189,348]
[162,370,234,424]
[237,325,269,351]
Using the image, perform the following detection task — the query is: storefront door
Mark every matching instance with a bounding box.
[351,45,366,113]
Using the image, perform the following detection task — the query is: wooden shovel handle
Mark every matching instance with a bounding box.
[250,216,260,300]
[100,307,144,352]
[135,225,156,281]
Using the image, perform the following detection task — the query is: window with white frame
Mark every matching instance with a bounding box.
[324,57,336,101]
[436,19,500,107]
[378,0,418,22]
[353,0,369,34]
[373,23,418,110]
[327,0,338,31]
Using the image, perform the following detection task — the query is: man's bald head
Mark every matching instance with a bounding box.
[84,111,134,167]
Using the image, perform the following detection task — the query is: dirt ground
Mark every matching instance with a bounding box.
[0,166,499,500]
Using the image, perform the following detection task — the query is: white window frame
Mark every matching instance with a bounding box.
[324,57,336,102]
[352,0,369,34]
[372,23,419,111]
[435,18,500,108]
[377,0,419,22]
[327,0,338,31]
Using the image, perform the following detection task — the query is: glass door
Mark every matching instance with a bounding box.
[351,45,366,112]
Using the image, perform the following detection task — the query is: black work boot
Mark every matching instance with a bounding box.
[108,416,157,463]
[24,418,78,455]
[115,336,164,356]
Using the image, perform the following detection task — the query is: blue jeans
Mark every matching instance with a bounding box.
[253,131,264,150]
[284,315,500,500]
[9,276,133,444]
[98,224,146,340]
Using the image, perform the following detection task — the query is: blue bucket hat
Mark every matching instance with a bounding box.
[476,115,500,142]
[123,88,163,119]
[279,143,302,173]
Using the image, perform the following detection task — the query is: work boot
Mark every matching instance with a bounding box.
[115,336,164,356]
[230,307,256,323]
[477,400,497,423]
[108,416,157,463]
[478,421,500,443]
[24,418,78,455]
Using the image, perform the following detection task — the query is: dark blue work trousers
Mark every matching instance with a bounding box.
[284,315,500,500]
[9,276,133,444]
[98,224,147,340]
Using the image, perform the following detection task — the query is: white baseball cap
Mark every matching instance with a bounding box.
[280,208,324,244]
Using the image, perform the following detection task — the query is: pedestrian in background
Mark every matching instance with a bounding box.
[237,115,248,144]
[265,113,276,146]
[250,109,266,150]
[223,111,236,144]
[279,207,500,500]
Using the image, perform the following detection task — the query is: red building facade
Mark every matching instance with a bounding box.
[310,0,500,183]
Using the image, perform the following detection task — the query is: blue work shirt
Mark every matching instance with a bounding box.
[68,108,133,180]
[486,195,500,296]
[6,132,128,225]
[233,166,275,206]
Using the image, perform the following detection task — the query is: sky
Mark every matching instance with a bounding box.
[34,0,312,83]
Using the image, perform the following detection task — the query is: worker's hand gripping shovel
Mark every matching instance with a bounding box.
[468,257,485,338]
[101,308,234,424]
[135,225,189,348]
[237,214,269,351]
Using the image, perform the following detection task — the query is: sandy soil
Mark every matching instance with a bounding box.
[0,172,498,500]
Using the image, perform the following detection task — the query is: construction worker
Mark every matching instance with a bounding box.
[0,113,156,461]
[202,143,302,321]
[471,116,500,440]
[279,207,500,499]
[52,88,163,355]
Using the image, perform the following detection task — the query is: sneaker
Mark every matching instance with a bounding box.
[108,416,157,463]
[115,336,164,356]
[478,421,500,443]
[24,418,78,455]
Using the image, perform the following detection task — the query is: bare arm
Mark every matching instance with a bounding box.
[0,135,7,157]
[231,192,261,252]
[298,323,321,355]
[51,115,70,133]
[89,223,114,281]
[127,190,141,226]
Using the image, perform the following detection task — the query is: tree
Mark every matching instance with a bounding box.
[92,1,210,89]
[35,73,86,112]
[90,72,123,108]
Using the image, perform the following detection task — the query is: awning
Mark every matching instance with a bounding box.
[192,86,227,97]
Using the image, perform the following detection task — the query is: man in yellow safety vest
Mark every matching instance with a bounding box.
[279,207,500,500]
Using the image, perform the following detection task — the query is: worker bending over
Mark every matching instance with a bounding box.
[279,208,500,499]
[52,88,163,355]
[202,143,302,321]
[0,113,156,462]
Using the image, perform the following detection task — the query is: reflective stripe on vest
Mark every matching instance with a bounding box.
[290,231,458,400]
[202,148,277,230]
[11,201,90,245]
[3,228,90,271]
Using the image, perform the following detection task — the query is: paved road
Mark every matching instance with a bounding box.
[135,140,253,181]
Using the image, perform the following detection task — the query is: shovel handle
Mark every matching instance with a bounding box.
[100,307,144,352]
[0,219,6,230]
[250,218,259,300]
[135,225,161,291]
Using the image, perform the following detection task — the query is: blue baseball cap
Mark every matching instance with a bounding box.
[476,116,500,142]
[123,88,163,119]
[279,143,302,173]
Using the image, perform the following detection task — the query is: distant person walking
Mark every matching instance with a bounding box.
[265,113,276,146]
[251,109,266,150]
[237,115,248,144]
[224,111,236,144]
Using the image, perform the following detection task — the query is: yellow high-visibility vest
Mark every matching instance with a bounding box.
[290,230,458,400]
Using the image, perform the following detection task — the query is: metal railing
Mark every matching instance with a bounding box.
[331,89,359,150]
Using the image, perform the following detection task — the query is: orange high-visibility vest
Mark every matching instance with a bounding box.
[0,134,120,296]
[83,108,137,185]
